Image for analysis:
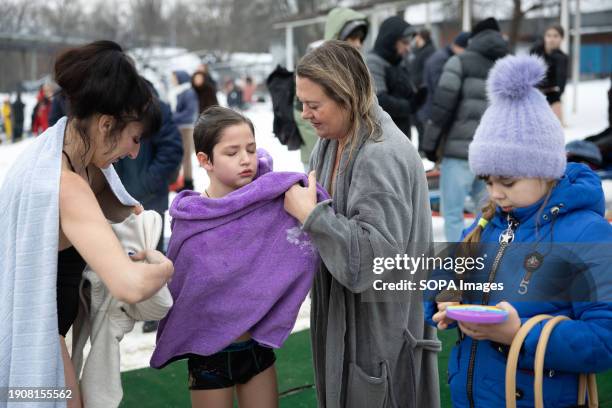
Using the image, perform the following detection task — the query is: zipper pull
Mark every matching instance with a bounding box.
[499,213,518,244]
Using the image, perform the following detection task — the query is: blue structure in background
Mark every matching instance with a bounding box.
[581,44,612,75]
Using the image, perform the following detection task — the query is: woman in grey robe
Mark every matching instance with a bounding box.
[284,40,441,408]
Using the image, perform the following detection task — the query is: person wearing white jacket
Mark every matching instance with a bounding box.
[72,211,173,408]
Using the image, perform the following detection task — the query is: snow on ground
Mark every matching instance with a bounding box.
[0,79,609,371]
[563,79,611,142]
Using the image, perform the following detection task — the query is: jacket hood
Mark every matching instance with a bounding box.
[491,163,606,228]
[373,16,413,65]
[467,29,509,61]
[324,7,368,41]
[173,70,191,85]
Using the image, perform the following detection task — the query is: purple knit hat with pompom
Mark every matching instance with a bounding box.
[468,54,566,179]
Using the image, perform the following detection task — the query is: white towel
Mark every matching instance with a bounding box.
[0,117,139,408]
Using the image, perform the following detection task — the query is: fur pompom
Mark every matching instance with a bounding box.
[487,54,546,102]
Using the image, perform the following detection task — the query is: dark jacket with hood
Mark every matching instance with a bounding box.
[421,29,508,160]
[366,16,417,139]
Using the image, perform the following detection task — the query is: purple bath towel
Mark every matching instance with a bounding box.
[150,151,330,369]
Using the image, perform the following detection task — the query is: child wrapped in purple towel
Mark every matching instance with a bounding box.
[151,106,329,407]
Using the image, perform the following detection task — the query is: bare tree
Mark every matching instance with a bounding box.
[508,0,558,51]
[88,0,126,44]
[0,0,42,33]
[39,0,86,39]
[130,0,168,46]
[0,1,21,33]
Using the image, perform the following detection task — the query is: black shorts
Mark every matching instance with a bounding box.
[187,339,276,390]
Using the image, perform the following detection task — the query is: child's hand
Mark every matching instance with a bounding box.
[284,171,317,224]
[458,301,521,345]
[433,301,459,330]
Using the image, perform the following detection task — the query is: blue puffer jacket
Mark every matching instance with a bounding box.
[426,163,612,408]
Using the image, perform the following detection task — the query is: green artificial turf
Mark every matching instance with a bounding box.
[120,328,611,407]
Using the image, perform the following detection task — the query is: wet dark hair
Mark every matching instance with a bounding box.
[193,106,254,163]
[54,40,161,156]
[346,26,367,43]
[191,71,206,87]
[417,29,431,43]
[546,24,564,38]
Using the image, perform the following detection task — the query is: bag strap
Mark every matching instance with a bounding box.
[507,314,599,408]
[506,314,552,408]
[533,316,570,408]
[587,373,598,407]
[577,368,599,408]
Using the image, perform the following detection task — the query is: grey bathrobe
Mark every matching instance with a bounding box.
[302,104,441,408]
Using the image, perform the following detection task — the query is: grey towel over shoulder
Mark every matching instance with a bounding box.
[303,104,441,408]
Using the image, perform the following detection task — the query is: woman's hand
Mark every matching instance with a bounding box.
[133,204,144,215]
[284,171,318,224]
[130,248,165,264]
[130,249,174,282]
[433,301,460,330]
[458,301,521,345]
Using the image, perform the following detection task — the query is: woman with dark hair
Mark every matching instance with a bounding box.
[191,69,218,114]
[0,40,173,407]
[530,24,569,123]
[284,40,440,408]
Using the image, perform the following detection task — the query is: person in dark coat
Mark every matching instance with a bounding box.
[171,70,199,191]
[421,17,509,242]
[530,24,568,123]
[49,91,68,127]
[267,65,303,151]
[191,70,218,114]
[11,91,25,141]
[366,16,424,140]
[418,31,469,127]
[410,29,436,146]
[225,79,244,110]
[115,80,183,333]
[410,29,436,89]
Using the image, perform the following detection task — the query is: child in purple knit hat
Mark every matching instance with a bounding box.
[426,55,612,407]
